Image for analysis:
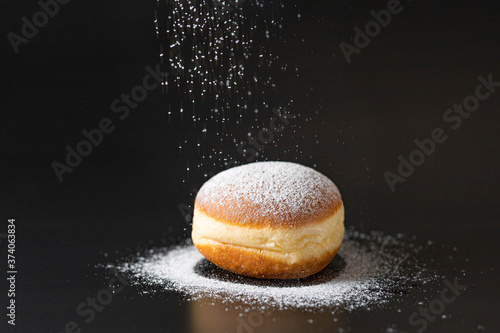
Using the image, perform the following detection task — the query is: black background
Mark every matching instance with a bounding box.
[1,0,500,332]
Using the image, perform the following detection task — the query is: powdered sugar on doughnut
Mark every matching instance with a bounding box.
[195,161,342,228]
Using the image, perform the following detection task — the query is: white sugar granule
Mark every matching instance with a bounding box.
[110,229,432,311]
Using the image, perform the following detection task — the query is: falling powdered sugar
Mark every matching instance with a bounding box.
[110,229,433,311]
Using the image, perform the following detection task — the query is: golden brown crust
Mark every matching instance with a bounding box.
[194,239,341,279]
[194,161,343,229]
[195,198,342,229]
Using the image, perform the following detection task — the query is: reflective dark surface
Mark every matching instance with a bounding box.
[2,0,500,332]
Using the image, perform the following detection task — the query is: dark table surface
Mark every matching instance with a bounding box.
[2,0,500,332]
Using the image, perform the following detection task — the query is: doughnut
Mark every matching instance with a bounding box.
[191,161,345,279]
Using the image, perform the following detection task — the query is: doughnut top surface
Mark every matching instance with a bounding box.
[195,161,342,228]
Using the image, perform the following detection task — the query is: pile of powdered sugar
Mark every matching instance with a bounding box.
[110,229,433,311]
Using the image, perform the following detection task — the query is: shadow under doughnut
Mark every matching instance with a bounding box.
[194,254,347,287]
